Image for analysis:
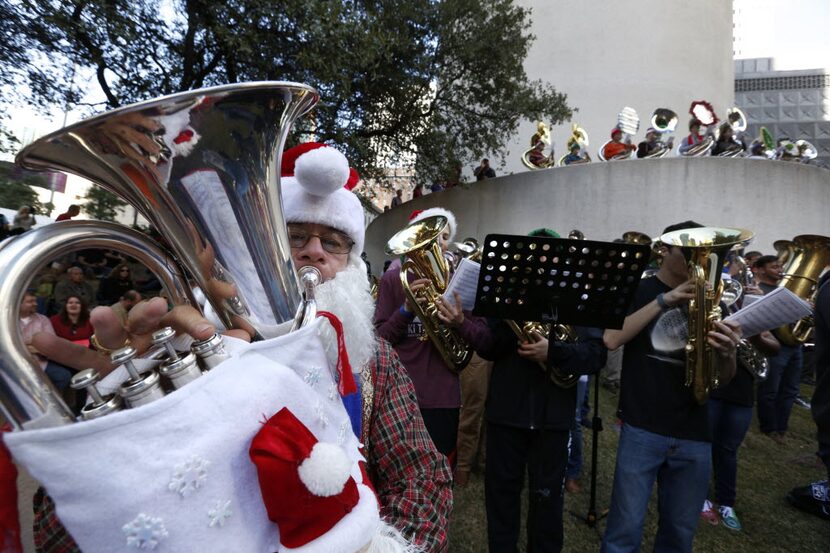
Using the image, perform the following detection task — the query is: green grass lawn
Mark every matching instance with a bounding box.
[449,383,830,552]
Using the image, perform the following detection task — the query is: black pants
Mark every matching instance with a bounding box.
[420,407,459,461]
[485,422,569,553]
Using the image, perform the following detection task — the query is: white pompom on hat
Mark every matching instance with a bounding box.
[407,207,457,243]
[281,143,366,254]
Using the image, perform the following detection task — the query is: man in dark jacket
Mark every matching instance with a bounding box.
[787,270,830,520]
[477,228,607,553]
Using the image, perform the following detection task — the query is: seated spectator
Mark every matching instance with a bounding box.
[413,183,424,199]
[76,248,108,278]
[9,206,36,236]
[111,290,142,327]
[34,273,57,315]
[391,189,403,208]
[53,266,96,309]
[50,295,94,347]
[18,291,72,391]
[430,181,445,193]
[97,262,135,305]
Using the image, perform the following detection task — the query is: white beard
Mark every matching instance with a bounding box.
[315,264,378,373]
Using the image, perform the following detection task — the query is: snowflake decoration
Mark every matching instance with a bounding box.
[123,513,168,550]
[168,455,210,498]
[327,383,338,402]
[303,366,322,388]
[207,499,233,528]
[314,400,329,428]
[337,421,349,446]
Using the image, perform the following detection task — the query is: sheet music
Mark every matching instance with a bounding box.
[444,258,481,311]
[725,287,812,338]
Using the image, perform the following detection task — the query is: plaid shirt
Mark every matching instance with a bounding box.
[32,338,452,553]
[365,338,453,551]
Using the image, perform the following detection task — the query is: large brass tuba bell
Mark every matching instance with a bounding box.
[16,82,319,340]
[386,215,473,372]
[658,227,754,404]
[774,235,830,345]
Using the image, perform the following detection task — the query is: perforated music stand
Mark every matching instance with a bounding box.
[472,234,651,328]
[472,233,651,532]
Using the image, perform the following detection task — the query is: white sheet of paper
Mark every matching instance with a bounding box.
[444,258,481,311]
[724,287,812,337]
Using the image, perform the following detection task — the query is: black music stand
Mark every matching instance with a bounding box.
[473,234,650,530]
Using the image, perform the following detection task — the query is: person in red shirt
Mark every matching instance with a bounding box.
[602,127,636,160]
[49,295,94,347]
[54,205,80,222]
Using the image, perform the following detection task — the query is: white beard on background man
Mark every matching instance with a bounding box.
[314,261,378,373]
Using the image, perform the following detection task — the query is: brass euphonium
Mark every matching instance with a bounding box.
[658,227,754,404]
[774,235,830,345]
[386,215,473,372]
[505,321,579,388]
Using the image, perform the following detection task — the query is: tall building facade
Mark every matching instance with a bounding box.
[492,0,735,176]
[734,57,830,166]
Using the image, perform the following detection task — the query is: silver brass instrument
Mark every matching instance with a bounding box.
[658,227,754,404]
[720,271,769,381]
[599,107,639,161]
[774,234,830,345]
[0,222,195,429]
[679,100,718,157]
[505,320,579,388]
[645,108,678,158]
[386,215,473,372]
[16,82,318,340]
[796,139,818,161]
[452,237,483,265]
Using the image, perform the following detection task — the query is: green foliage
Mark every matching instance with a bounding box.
[0,164,45,212]
[82,185,127,221]
[1,0,571,186]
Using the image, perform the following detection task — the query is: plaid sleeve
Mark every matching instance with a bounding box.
[32,488,80,553]
[366,339,453,552]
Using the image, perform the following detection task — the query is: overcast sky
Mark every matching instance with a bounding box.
[734,0,830,70]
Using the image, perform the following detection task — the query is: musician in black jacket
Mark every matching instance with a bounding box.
[477,229,607,553]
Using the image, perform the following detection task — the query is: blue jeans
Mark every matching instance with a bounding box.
[757,344,803,433]
[567,377,588,479]
[45,361,73,392]
[708,398,752,507]
[602,424,711,553]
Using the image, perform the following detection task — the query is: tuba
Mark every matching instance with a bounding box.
[679,100,718,157]
[598,107,639,161]
[4,83,319,429]
[557,124,591,166]
[16,82,318,341]
[645,108,678,158]
[386,215,473,372]
[522,121,554,169]
[505,321,579,388]
[658,227,754,404]
[774,235,830,345]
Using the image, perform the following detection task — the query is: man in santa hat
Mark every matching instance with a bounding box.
[28,143,452,552]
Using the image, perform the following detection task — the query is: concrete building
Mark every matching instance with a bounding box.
[734,57,830,166]
[489,0,735,177]
[365,157,830,273]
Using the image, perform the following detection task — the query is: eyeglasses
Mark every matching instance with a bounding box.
[287,225,353,254]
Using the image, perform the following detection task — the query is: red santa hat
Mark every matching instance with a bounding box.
[407,207,457,243]
[281,143,366,256]
[250,408,415,553]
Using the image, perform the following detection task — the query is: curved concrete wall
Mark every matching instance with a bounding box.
[492,0,735,176]
[365,158,830,272]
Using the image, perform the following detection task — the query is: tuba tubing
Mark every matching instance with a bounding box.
[0,221,196,430]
